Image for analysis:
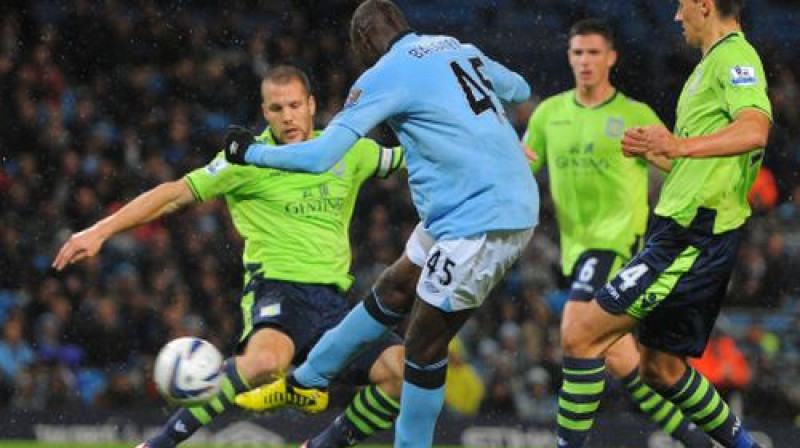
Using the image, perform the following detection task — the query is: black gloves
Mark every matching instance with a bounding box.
[224,125,255,165]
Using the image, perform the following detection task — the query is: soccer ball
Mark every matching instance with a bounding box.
[154,337,224,405]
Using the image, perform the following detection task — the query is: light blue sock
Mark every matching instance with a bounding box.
[395,381,445,448]
[294,302,390,388]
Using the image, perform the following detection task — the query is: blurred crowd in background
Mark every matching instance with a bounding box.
[1,0,800,426]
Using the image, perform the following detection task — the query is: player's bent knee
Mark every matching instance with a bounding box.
[237,350,287,385]
[386,345,405,379]
[639,354,686,389]
[604,337,641,378]
[238,328,294,385]
[639,360,668,388]
[560,316,597,357]
[373,257,419,314]
[639,358,684,389]
[561,330,588,357]
[605,353,637,378]
[364,288,407,326]
[370,345,405,399]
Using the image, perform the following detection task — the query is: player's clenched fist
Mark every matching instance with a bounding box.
[224,125,255,165]
[621,127,647,157]
[622,125,684,159]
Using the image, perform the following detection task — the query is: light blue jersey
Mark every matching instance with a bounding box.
[245,32,539,240]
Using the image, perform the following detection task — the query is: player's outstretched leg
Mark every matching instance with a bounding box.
[238,280,413,414]
[142,359,250,448]
[237,255,418,414]
[294,289,404,388]
[606,335,713,447]
[650,362,761,448]
[236,291,406,413]
[292,256,417,389]
[300,332,404,448]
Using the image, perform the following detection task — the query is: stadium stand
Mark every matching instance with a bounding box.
[1,0,799,434]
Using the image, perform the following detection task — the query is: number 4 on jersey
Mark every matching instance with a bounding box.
[450,57,498,116]
[618,263,648,292]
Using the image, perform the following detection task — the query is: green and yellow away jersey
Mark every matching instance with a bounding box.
[184,129,403,292]
[656,32,772,233]
[524,90,661,275]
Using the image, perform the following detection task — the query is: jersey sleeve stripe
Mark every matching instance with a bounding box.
[183,176,204,202]
[730,104,773,122]
[376,146,394,178]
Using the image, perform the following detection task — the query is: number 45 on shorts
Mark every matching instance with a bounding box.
[416,229,533,312]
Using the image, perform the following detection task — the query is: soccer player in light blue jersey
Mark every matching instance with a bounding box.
[226,1,538,447]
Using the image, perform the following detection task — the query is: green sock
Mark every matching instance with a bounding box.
[187,358,251,425]
[343,384,400,440]
[622,368,713,448]
[557,357,606,447]
[662,366,754,447]
[306,384,400,448]
[154,359,250,447]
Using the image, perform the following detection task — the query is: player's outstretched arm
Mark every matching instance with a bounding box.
[231,125,360,174]
[52,179,195,270]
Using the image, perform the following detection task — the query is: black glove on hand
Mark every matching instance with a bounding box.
[224,125,255,165]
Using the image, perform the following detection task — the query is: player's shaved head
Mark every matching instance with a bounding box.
[350,0,411,68]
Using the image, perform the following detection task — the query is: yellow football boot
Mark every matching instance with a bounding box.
[235,375,329,413]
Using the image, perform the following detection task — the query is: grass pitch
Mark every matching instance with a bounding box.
[0,444,465,448]
[0,444,469,448]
